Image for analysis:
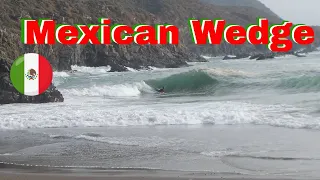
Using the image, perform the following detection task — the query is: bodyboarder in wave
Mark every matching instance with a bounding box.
[156,87,165,93]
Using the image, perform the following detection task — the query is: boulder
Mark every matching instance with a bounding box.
[223,53,250,60]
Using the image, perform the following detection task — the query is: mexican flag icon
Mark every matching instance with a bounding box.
[10,53,53,96]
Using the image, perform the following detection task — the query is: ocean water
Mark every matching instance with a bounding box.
[1,53,320,178]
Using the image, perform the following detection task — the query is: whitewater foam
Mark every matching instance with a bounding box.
[53,72,70,77]
[1,100,319,130]
[201,55,213,59]
[71,65,111,74]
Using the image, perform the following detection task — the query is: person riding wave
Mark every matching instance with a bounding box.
[156,87,165,93]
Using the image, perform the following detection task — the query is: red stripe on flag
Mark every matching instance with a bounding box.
[38,55,53,94]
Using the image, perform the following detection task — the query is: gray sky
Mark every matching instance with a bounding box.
[258,0,319,25]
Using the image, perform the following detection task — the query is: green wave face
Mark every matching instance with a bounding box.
[146,70,220,94]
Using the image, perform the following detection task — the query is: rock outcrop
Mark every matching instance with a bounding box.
[0,58,64,104]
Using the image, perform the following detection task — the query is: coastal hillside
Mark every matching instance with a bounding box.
[0,0,284,72]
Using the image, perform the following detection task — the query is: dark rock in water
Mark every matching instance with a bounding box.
[0,58,64,105]
[249,54,262,60]
[235,53,250,59]
[293,52,307,58]
[256,54,275,60]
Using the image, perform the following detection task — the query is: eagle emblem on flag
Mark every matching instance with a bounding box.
[25,69,38,80]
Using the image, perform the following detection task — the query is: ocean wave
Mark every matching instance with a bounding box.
[62,81,154,97]
[145,69,221,94]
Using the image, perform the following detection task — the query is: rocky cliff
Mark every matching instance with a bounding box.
[0,0,286,72]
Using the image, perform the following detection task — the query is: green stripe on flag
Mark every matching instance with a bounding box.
[10,56,25,94]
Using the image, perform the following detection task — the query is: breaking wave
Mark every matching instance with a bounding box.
[58,68,320,97]
[145,69,221,94]
[1,100,320,130]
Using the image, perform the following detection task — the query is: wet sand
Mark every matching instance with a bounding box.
[0,171,297,180]
[0,167,301,180]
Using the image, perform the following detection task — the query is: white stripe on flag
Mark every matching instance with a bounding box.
[24,53,39,96]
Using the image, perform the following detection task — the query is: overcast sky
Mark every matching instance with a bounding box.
[258,0,319,25]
